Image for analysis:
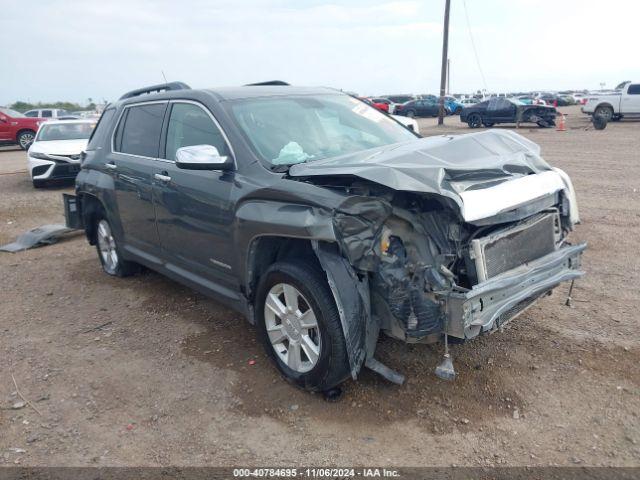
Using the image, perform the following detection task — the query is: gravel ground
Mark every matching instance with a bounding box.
[0,106,638,467]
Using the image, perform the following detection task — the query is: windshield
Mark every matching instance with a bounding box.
[230,95,417,166]
[36,122,96,141]
[0,107,25,118]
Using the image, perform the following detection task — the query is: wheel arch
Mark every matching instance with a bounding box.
[77,192,107,245]
[595,103,615,112]
[245,235,373,379]
[245,236,320,306]
[15,128,36,145]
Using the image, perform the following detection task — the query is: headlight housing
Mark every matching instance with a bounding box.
[29,151,53,160]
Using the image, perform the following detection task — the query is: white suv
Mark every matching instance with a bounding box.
[24,108,77,120]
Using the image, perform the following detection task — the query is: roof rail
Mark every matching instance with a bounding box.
[119,81,191,100]
[245,80,290,86]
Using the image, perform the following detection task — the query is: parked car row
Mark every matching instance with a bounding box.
[361,94,463,118]
[0,106,101,150]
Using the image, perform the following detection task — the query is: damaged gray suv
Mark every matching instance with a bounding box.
[65,81,585,392]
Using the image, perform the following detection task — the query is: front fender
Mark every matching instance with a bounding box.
[233,200,337,286]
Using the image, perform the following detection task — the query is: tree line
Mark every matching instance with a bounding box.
[9,100,97,112]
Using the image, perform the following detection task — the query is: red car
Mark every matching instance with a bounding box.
[0,107,45,150]
[367,97,391,113]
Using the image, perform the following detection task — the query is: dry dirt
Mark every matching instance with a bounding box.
[0,106,639,467]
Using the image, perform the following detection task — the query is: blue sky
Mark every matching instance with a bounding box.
[0,0,637,105]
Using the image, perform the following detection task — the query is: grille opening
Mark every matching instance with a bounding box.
[471,212,559,283]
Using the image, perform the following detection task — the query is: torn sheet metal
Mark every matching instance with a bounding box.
[289,129,570,222]
[0,224,79,252]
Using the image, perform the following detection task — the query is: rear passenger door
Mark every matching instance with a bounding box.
[152,100,239,297]
[107,101,167,258]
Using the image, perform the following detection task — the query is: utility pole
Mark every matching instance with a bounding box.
[438,0,451,126]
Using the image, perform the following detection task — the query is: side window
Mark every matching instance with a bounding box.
[628,84,640,95]
[117,103,166,157]
[24,111,38,117]
[41,110,53,118]
[489,98,511,110]
[164,103,230,161]
[87,108,116,151]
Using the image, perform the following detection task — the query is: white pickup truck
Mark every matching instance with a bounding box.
[582,82,640,121]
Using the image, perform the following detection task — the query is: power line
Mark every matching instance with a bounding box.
[462,0,488,93]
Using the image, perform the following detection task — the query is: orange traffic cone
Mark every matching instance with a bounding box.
[556,114,566,131]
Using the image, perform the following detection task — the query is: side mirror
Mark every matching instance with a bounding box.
[175,144,233,171]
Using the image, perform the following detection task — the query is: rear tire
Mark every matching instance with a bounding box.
[17,130,35,150]
[94,215,139,277]
[406,110,416,118]
[32,179,46,189]
[594,105,614,122]
[255,260,350,392]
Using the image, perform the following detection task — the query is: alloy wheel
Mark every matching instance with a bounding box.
[264,283,321,373]
[468,114,482,128]
[19,132,35,149]
[97,220,119,274]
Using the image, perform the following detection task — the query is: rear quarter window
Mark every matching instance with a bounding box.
[86,108,115,150]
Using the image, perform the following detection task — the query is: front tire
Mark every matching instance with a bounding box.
[17,130,35,150]
[467,113,482,128]
[405,110,416,118]
[255,261,350,392]
[95,216,139,277]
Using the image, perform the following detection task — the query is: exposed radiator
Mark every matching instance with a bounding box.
[471,212,560,283]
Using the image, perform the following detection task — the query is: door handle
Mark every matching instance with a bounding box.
[105,162,117,170]
[154,173,171,183]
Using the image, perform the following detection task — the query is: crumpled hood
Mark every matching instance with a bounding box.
[289,129,576,222]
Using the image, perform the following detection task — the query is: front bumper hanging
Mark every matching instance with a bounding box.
[444,242,586,339]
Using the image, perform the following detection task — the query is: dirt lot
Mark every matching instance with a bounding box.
[1,106,639,467]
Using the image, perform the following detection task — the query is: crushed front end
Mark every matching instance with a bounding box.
[291,130,586,380]
[366,193,585,345]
